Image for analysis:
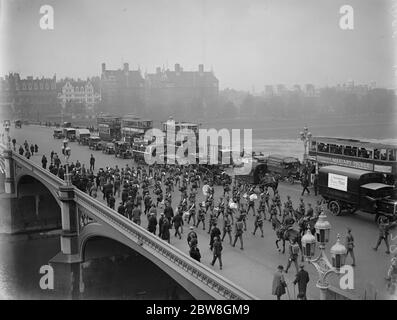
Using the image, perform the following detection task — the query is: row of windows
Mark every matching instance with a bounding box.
[311,141,397,161]
[18,82,55,90]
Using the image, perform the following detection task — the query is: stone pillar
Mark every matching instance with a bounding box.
[58,185,79,255]
[48,184,82,299]
[3,149,15,194]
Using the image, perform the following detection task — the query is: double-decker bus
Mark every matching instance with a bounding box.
[121,115,153,143]
[96,115,121,141]
[308,136,397,184]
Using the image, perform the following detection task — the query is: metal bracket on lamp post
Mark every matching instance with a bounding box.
[306,246,337,293]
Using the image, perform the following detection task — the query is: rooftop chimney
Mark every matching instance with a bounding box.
[175,63,181,73]
[199,64,204,73]
[101,63,106,73]
[123,63,129,72]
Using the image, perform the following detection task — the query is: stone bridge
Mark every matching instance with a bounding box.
[0,146,258,300]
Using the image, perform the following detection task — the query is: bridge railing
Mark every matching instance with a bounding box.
[10,150,66,188]
[74,189,258,300]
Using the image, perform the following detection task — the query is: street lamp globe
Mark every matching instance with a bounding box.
[314,211,331,246]
[302,228,316,259]
[330,234,347,270]
[307,132,312,139]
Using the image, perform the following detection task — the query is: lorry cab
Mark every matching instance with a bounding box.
[319,165,397,224]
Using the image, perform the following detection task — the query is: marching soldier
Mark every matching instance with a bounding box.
[196,203,206,230]
[187,201,196,226]
[258,197,267,220]
[285,239,300,274]
[232,216,244,250]
[253,212,264,237]
[273,190,282,215]
[210,237,223,270]
[345,227,356,266]
[216,197,225,218]
[373,217,396,254]
[209,222,221,251]
[221,214,233,244]
[208,210,218,234]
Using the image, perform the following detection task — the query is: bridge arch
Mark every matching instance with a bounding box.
[15,172,61,207]
[14,174,62,232]
[79,223,211,299]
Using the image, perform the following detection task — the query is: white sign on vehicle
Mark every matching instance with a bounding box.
[328,173,348,191]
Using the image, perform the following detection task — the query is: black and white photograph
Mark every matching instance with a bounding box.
[0,0,396,303]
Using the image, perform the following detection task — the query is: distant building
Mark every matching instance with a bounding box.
[57,79,100,112]
[305,84,316,97]
[2,73,59,119]
[276,84,286,96]
[264,85,274,97]
[100,63,145,116]
[144,63,219,117]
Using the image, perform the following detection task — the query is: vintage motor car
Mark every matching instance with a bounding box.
[319,165,397,224]
[115,141,132,159]
[63,128,76,142]
[14,120,22,128]
[53,129,63,139]
[76,129,91,145]
[103,142,115,154]
[265,154,301,184]
[88,136,103,150]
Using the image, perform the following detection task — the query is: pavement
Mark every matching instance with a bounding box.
[5,124,397,300]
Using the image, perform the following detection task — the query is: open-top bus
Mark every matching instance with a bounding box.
[309,137,397,185]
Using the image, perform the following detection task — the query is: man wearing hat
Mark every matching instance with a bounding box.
[272,265,287,300]
[187,226,198,248]
[158,212,165,238]
[293,264,310,300]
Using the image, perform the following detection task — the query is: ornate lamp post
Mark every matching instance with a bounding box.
[62,139,72,186]
[301,211,347,300]
[300,126,312,162]
[3,120,11,149]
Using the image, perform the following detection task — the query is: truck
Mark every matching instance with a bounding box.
[76,129,91,145]
[318,165,397,224]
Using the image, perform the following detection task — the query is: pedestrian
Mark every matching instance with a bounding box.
[161,217,171,244]
[132,203,141,226]
[108,194,116,210]
[189,243,201,262]
[232,216,244,250]
[30,144,34,156]
[285,239,300,274]
[210,236,223,270]
[301,176,310,196]
[187,226,198,248]
[345,227,356,266]
[147,213,158,235]
[89,154,95,172]
[172,212,184,239]
[313,174,318,196]
[158,212,165,238]
[272,265,287,300]
[34,144,38,153]
[196,203,206,230]
[293,265,310,300]
[41,155,48,170]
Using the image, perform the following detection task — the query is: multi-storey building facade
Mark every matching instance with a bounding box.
[57,79,100,112]
[1,73,59,119]
[100,63,145,116]
[144,63,219,118]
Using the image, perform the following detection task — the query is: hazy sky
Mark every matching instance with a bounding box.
[0,0,395,90]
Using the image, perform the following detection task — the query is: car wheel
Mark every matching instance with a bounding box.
[328,200,342,216]
[375,215,385,226]
[288,177,294,184]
